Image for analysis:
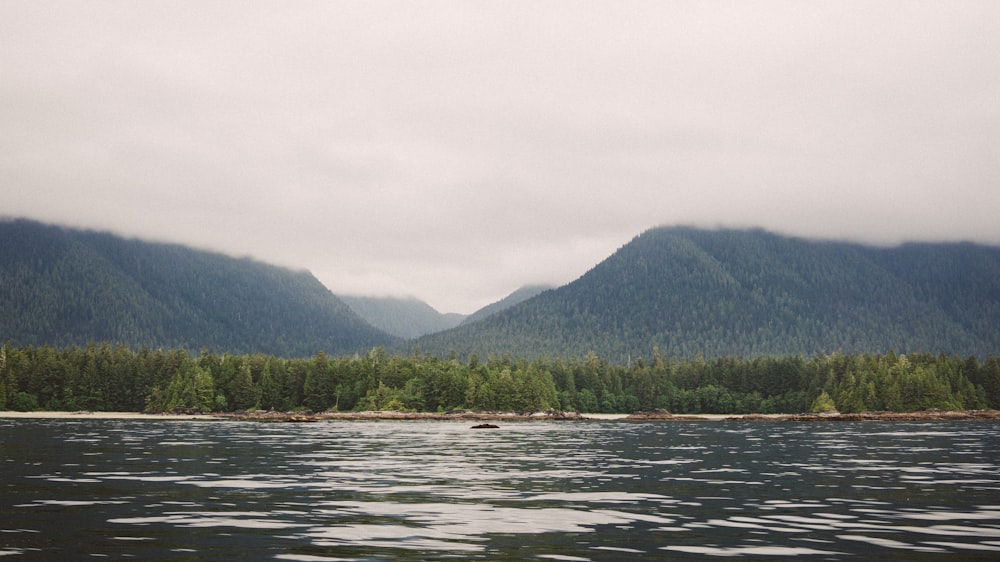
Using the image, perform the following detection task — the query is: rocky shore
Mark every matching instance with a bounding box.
[4,409,999,422]
[622,409,1000,422]
[728,409,1000,422]
[214,409,588,422]
[213,408,1000,423]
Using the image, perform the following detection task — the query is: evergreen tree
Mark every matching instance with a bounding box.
[810,391,837,413]
[229,361,260,411]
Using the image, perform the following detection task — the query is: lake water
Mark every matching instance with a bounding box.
[2,419,999,560]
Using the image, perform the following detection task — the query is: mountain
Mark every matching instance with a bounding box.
[341,285,554,339]
[0,219,396,356]
[339,295,465,339]
[412,227,1000,362]
[460,284,553,326]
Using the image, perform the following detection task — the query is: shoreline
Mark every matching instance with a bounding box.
[0,411,225,420]
[3,409,999,422]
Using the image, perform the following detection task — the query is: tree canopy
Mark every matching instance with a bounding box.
[3,343,997,415]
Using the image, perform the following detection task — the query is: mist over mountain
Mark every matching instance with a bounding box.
[339,295,465,339]
[5,220,999,363]
[0,219,396,356]
[412,227,1000,362]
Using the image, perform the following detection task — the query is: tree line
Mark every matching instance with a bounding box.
[2,343,998,414]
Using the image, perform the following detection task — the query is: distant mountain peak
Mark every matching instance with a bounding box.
[461,284,555,326]
[339,294,466,340]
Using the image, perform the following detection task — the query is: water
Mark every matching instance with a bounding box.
[1,419,998,560]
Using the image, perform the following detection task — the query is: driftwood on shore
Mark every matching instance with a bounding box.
[4,409,1000,422]
[727,410,1000,422]
[622,409,1000,422]
[215,409,587,422]
[621,409,708,421]
[207,408,1000,423]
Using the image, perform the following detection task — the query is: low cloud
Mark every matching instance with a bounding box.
[3,1,998,313]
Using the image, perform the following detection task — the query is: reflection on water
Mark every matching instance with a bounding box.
[2,419,999,559]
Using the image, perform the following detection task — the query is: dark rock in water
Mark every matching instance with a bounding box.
[471,423,500,429]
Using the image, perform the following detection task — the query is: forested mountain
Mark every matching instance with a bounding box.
[4,221,999,415]
[413,227,1000,362]
[6,220,999,365]
[341,285,554,339]
[460,284,553,326]
[340,295,465,339]
[0,219,396,356]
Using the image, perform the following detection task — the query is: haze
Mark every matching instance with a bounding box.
[3,1,998,313]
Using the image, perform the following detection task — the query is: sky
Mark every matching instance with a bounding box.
[3,1,999,314]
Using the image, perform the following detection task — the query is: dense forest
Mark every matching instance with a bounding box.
[3,343,997,415]
[0,219,395,356]
[414,227,1000,361]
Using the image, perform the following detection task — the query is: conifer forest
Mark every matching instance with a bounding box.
[2,343,997,415]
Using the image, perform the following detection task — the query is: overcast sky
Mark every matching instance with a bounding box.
[3,1,998,313]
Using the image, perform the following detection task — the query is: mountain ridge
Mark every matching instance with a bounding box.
[0,219,396,356]
[410,226,1000,361]
[339,294,466,339]
[341,284,557,339]
[460,284,554,326]
[5,219,999,362]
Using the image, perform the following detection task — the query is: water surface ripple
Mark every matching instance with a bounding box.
[2,419,998,559]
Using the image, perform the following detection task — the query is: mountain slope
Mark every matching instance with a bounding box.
[341,285,554,340]
[412,227,1000,361]
[461,284,553,326]
[339,295,465,339]
[0,219,396,356]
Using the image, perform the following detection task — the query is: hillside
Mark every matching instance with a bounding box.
[412,227,1000,362]
[460,284,553,326]
[0,219,396,356]
[340,295,465,339]
[341,285,554,339]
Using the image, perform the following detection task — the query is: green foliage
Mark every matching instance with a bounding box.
[810,391,837,413]
[357,381,410,411]
[2,344,996,415]
[145,355,215,413]
[229,361,260,411]
[11,391,39,412]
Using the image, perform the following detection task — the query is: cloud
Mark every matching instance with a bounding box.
[2,1,999,313]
